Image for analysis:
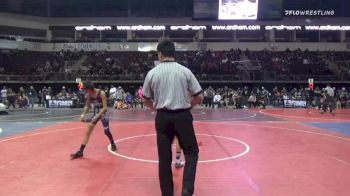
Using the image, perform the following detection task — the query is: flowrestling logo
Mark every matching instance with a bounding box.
[285,10,335,16]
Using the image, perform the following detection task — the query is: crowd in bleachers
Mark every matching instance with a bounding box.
[1,49,350,81]
[77,51,152,80]
[1,84,349,110]
[200,85,350,109]
[0,50,83,78]
[76,49,350,80]
[0,48,350,110]
[0,85,81,109]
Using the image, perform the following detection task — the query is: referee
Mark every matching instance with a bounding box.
[142,40,203,196]
[323,84,336,114]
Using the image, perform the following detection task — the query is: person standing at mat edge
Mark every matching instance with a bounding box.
[71,81,117,159]
[142,40,204,196]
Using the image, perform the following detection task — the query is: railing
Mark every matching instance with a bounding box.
[0,72,348,83]
[195,73,345,82]
[274,74,341,82]
[0,75,46,81]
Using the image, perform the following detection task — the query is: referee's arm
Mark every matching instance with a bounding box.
[191,91,204,108]
[142,96,155,111]
[142,72,156,110]
[188,72,204,108]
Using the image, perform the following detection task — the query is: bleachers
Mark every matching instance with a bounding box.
[1,49,349,81]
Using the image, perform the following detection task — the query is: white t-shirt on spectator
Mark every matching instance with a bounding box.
[248,95,256,102]
[1,89,7,98]
[303,59,309,64]
[109,87,117,99]
[325,86,334,97]
[116,89,124,100]
[213,94,221,103]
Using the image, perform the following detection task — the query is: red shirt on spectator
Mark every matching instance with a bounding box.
[138,87,143,98]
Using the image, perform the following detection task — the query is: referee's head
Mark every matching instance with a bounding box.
[157,40,175,60]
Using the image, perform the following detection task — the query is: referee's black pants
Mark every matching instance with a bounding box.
[155,110,199,196]
[323,96,335,112]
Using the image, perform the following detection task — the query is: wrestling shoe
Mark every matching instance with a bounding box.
[111,143,117,151]
[175,159,184,169]
[70,150,83,159]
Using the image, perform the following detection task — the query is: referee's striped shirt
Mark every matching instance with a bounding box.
[142,61,202,110]
[325,86,334,97]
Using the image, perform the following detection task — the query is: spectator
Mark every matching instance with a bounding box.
[213,92,222,108]
[138,86,143,99]
[6,88,16,109]
[27,86,37,108]
[1,86,7,103]
[18,94,29,109]
[125,92,134,108]
[248,94,257,108]
[109,85,117,103]
[37,90,43,107]
[115,86,124,102]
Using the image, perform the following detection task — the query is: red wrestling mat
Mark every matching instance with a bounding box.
[1,112,350,196]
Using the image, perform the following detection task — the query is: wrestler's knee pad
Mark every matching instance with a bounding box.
[101,116,110,134]
[102,117,109,127]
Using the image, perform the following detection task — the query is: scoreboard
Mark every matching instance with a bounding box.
[193,0,350,20]
[194,0,283,20]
